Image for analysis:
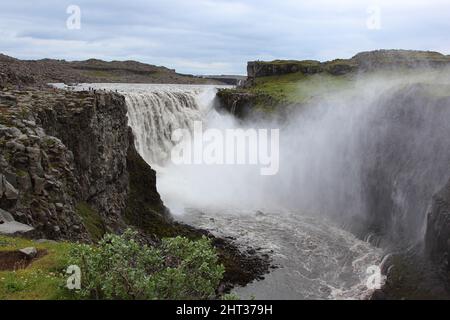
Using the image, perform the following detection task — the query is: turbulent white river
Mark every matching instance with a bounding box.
[58,83,386,300]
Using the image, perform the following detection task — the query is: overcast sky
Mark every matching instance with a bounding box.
[0,0,449,75]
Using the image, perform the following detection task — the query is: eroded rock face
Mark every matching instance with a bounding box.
[0,88,168,241]
[247,60,323,78]
[357,85,450,242]
[426,178,450,276]
[0,91,89,240]
[246,50,450,80]
[35,91,130,232]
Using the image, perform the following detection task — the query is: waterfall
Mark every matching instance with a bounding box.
[72,83,226,167]
[64,78,450,246]
[54,78,450,299]
[124,88,205,165]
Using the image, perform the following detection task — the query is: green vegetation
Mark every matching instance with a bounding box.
[0,235,77,300]
[227,51,450,116]
[69,229,224,300]
[75,202,106,241]
[15,169,28,177]
[249,72,354,104]
[0,230,226,300]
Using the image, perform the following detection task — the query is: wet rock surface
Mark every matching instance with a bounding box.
[426,177,450,281]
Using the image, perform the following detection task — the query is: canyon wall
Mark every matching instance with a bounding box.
[426,178,450,279]
[0,88,167,241]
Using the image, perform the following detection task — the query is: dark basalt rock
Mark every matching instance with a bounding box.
[426,178,450,280]
[0,88,171,241]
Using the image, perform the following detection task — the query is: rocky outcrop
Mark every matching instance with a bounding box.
[216,90,263,118]
[426,178,450,278]
[247,60,323,78]
[0,88,169,241]
[0,107,88,240]
[35,91,130,233]
[353,50,450,71]
[215,89,287,120]
[0,208,34,235]
[246,50,450,80]
[246,59,360,79]
[0,53,222,87]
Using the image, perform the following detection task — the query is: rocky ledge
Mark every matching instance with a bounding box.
[247,50,450,79]
[0,88,143,240]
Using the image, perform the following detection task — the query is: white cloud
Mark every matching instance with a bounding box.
[0,0,449,74]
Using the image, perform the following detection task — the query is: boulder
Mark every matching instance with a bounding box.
[0,174,19,200]
[19,247,37,259]
[0,208,34,235]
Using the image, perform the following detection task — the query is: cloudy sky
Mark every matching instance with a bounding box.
[0,0,449,75]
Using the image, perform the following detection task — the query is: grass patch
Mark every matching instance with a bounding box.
[249,72,354,104]
[0,235,77,300]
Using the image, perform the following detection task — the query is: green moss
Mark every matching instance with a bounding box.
[124,145,201,239]
[75,202,106,241]
[42,137,57,148]
[0,235,78,300]
[16,169,28,177]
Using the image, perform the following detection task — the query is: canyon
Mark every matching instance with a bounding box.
[1,50,450,299]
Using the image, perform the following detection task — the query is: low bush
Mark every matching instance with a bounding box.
[69,229,225,300]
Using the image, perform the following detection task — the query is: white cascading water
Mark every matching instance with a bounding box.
[63,82,390,299]
[124,85,216,166]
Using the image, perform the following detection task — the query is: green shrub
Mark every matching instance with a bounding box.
[69,229,224,300]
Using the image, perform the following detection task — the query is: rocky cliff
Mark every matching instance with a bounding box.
[426,178,450,280]
[247,59,357,79]
[0,87,167,241]
[246,50,450,80]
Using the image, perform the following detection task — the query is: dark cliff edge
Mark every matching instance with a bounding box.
[0,84,270,291]
[246,50,450,80]
[426,178,450,282]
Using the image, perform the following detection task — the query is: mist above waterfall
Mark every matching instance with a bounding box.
[149,70,450,245]
[277,69,450,243]
[77,73,450,246]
